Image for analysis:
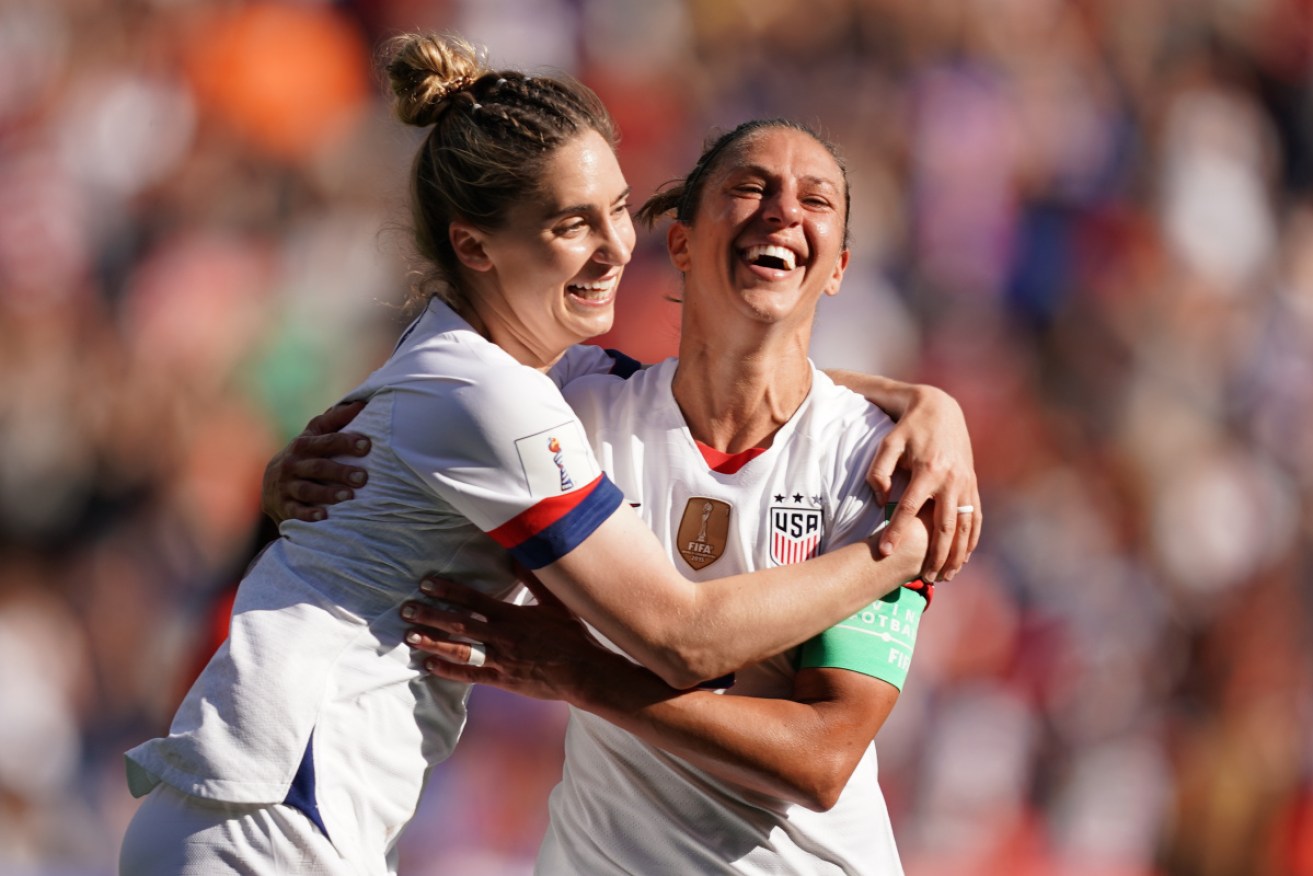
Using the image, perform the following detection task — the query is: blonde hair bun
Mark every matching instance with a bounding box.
[383,33,488,127]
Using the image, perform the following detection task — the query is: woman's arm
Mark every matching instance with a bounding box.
[263,402,928,689]
[406,580,898,811]
[825,371,981,582]
[579,665,896,811]
[265,377,981,579]
[420,507,926,689]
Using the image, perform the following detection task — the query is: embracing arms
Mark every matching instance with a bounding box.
[258,373,968,687]
[265,374,981,582]
[418,505,922,689]
[404,578,900,811]
[260,410,925,688]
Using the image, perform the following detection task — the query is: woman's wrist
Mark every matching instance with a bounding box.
[896,382,929,420]
[571,651,669,714]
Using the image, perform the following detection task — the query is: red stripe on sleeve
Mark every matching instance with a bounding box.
[487,473,607,548]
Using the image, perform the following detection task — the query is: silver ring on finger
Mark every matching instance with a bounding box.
[955,504,975,515]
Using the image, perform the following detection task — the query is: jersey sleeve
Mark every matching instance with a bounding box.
[824,404,895,548]
[389,365,623,569]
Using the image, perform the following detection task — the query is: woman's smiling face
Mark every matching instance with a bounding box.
[670,126,850,329]
[459,128,635,367]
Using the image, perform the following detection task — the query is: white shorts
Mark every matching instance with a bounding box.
[119,782,377,876]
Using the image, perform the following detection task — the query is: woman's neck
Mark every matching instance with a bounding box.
[456,297,560,373]
[672,332,812,453]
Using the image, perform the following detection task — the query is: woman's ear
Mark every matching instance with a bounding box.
[823,248,850,297]
[450,222,493,272]
[667,221,692,272]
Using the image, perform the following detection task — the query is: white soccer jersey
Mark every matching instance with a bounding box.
[124,300,625,869]
[539,358,919,875]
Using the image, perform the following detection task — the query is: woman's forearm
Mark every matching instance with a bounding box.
[825,370,921,419]
[540,510,924,688]
[567,658,892,811]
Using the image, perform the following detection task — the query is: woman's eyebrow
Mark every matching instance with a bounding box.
[726,165,840,192]
[546,186,632,220]
[798,174,842,193]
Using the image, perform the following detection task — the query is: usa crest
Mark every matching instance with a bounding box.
[677,498,731,570]
[769,505,823,565]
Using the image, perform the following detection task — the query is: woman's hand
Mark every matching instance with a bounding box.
[261,401,372,524]
[867,384,980,582]
[403,573,629,706]
[825,370,981,583]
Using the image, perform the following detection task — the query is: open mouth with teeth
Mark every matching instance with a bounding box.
[742,244,798,272]
[566,277,618,304]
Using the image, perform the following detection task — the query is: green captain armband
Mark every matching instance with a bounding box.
[797,586,927,690]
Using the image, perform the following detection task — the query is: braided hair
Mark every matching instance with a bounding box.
[383,33,620,309]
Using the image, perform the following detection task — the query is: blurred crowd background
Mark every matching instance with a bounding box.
[2,0,1311,874]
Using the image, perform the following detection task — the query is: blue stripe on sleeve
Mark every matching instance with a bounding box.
[508,475,625,569]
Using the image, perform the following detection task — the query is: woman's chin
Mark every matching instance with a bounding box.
[568,310,616,343]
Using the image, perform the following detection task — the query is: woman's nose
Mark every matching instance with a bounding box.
[596,213,635,265]
[763,191,802,225]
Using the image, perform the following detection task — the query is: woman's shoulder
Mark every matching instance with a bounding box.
[366,313,556,399]
[563,356,675,421]
[789,367,896,473]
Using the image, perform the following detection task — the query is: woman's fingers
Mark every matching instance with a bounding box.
[402,599,492,646]
[864,433,906,507]
[921,495,958,582]
[306,400,367,436]
[418,576,502,618]
[404,628,483,667]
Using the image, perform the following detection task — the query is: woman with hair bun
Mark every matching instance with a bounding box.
[120,32,972,873]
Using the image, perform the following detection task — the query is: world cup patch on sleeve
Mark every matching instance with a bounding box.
[514,421,594,498]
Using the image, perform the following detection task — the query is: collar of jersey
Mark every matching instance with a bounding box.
[695,440,768,475]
